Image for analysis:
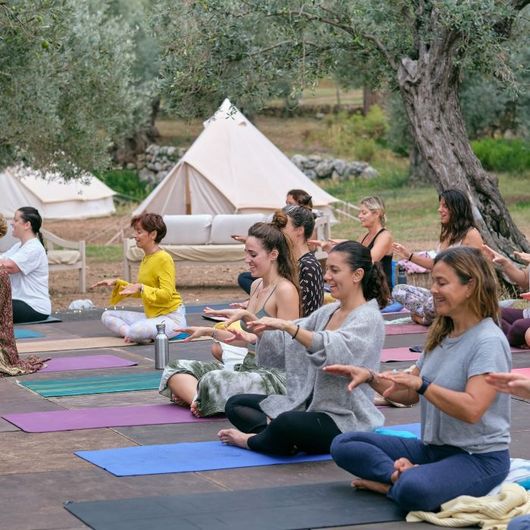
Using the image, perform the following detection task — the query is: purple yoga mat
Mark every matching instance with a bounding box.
[380,347,419,362]
[385,323,427,335]
[40,355,138,372]
[2,404,222,433]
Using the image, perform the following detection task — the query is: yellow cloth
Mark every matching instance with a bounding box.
[110,250,182,318]
[406,483,530,529]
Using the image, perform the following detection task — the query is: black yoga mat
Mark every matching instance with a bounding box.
[65,481,404,530]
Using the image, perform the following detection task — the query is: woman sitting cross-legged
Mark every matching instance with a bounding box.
[392,189,483,326]
[159,215,300,416]
[328,247,511,513]
[93,213,186,343]
[217,240,390,456]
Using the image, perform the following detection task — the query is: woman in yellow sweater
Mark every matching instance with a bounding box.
[92,213,186,343]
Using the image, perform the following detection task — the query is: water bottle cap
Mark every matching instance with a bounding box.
[156,323,166,332]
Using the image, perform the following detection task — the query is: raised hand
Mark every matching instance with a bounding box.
[173,326,213,342]
[485,372,530,400]
[119,283,142,296]
[392,242,411,260]
[514,251,530,264]
[223,327,257,344]
[90,278,117,289]
[323,364,372,392]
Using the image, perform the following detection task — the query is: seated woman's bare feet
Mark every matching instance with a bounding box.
[190,400,203,418]
[217,428,254,449]
[351,478,390,495]
[391,457,418,482]
[411,313,429,326]
[170,393,189,407]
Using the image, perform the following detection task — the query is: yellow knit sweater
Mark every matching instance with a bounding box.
[109,250,182,318]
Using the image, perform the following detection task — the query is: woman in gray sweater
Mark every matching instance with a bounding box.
[218,240,390,456]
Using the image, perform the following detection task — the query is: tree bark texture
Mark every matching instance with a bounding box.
[396,35,529,256]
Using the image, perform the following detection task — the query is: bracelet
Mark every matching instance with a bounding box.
[365,369,376,384]
[408,252,414,262]
[291,324,300,340]
[417,376,431,395]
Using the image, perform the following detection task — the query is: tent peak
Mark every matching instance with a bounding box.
[204,98,247,128]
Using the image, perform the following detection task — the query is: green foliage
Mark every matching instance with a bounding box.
[0,0,153,175]
[95,169,153,201]
[471,139,530,173]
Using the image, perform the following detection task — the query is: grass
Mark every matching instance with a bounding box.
[86,244,122,263]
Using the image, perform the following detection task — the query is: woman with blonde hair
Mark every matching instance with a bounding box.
[311,195,393,290]
[327,247,510,512]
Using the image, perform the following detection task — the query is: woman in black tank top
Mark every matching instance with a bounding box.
[358,196,394,290]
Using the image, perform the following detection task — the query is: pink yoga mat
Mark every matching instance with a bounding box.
[512,368,530,377]
[385,323,427,335]
[380,347,419,362]
[40,355,137,372]
[2,404,222,433]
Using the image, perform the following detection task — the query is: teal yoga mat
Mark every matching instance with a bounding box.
[14,329,45,339]
[19,371,161,397]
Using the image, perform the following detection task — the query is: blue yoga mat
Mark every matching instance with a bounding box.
[381,301,404,314]
[19,371,161,397]
[76,440,331,476]
[375,423,421,439]
[14,329,45,339]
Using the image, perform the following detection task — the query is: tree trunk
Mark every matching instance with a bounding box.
[397,49,529,256]
[409,142,436,186]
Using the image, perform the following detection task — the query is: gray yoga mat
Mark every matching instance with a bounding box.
[65,481,404,530]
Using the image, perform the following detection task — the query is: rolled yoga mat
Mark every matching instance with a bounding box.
[64,481,404,530]
[2,404,220,433]
[384,323,428,335]
[19,371,161,397]
[40,355,138,373]
[75,440,332,476]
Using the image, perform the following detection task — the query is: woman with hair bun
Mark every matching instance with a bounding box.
[0,207,51,323]
[92,212,186,343]
[218,240,389,455]
[159,215,300,416]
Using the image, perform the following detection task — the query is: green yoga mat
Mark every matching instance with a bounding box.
[19,372,161,397]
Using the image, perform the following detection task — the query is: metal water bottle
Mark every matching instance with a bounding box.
[154,323,169,370]
[397,265,407,285]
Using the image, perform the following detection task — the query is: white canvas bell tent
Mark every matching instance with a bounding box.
[0,166,115,219]
[134,99,338,216]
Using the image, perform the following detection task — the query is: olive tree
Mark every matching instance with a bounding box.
[0,0,150,176]
[155,0,530,254]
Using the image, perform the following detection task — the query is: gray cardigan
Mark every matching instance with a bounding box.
[256,299,385,433]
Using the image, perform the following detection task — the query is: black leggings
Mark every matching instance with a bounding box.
[12,300,49,324]
[225,394,341,456]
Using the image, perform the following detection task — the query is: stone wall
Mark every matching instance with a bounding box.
[135,144,378,185]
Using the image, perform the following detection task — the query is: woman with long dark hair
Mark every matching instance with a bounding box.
[328,247,510,512]
[0,207,51,323]
[159,214,300,416]
[217,241,390,455]
[392,189,483,325]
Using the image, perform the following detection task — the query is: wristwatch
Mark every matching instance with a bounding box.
[417,376,431,395]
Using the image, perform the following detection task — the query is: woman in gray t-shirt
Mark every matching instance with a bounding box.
[327,247,511,513]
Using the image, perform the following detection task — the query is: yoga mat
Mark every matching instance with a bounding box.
[17,335,210,353]
[381,347,419,362]
[2,404,218,433]
[186,303,232,315]
[376,422,421,439]
[381,301,404,313]
[75,440,332,476]
[40,355,138,373]
[64,482,404,530]
[512,346,530,354]
[15,315,62,325]
[14,329,44,339]
[513,368,530,377]
[385,323,427,335]
[19,371,161,397]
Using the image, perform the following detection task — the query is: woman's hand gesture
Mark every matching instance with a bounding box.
[222,327,257,345]
[323,364,372,392]
[119,283,142,296]
[392,242,411,260]
[245,316,288,335]
[203,307,256,327]
[90,278,117,289]
[173,326,213,342]
[486,372,530,400]
[379,370,422,398]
